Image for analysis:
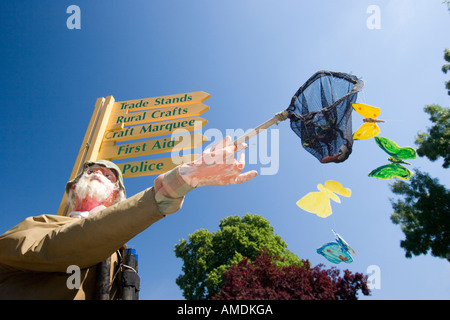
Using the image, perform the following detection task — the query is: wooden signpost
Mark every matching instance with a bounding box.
[57,91,210,215]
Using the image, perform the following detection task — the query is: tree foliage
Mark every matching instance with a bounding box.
[389,47,450,262]
[415,104,450,168]
[390,170,450,261]
[444,1,450,13]
[174,213,302,300]
[442,48,450,77]
[211,250,370,300]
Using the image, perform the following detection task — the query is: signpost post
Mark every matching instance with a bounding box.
[57,91,210,215]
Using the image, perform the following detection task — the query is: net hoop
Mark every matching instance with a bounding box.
[286,70,364,163]
[287,70,364,120]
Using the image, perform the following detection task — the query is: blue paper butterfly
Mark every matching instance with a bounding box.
[316,230,356,264]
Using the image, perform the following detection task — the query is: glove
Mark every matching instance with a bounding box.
[179,136,258,187]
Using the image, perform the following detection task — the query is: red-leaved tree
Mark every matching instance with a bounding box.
[211,250,370,300]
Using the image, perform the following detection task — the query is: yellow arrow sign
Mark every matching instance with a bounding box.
[99,133,207,161]
[113,91,210,112]
[103,117,207,143]
[117,154,200,178]
[108,103,209,129]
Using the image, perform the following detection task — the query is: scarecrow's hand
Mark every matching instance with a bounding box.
[179,136,258,187]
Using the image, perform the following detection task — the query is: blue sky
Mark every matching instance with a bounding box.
[1,1,449,300]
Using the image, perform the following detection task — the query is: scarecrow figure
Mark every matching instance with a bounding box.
[0,137,256,299]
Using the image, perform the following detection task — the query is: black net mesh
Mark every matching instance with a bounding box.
[287,71,364,163]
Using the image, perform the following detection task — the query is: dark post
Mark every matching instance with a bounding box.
[121,248,140,300]
[95,257,111,300]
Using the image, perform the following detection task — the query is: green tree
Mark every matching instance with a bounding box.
[390,170,450,261]
[414,104,450,168]
[442,48,450,95]
[174,213,302,300]
[389,49,450,262]
[442,48,450,75]
[415,50,450,167]
[444,1,450,12]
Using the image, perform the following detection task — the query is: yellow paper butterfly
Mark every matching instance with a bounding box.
[296,180,351,218]
[352,103,385,140]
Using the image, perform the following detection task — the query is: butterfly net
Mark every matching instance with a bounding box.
[287,71,364,163]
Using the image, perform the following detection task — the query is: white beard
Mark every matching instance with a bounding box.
[74,172,117,202]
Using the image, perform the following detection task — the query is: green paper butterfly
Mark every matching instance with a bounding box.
[368,136,417,180]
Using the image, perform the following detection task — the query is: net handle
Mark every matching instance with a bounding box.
[233,110,289,147]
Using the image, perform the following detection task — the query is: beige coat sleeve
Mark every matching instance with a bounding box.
[0,187,165,272]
